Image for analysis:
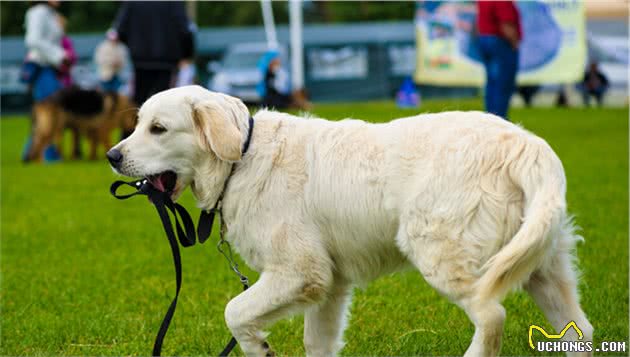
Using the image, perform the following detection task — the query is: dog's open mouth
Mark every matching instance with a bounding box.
[146,170,178,193]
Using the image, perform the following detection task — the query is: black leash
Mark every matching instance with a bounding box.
[109,117,255,356]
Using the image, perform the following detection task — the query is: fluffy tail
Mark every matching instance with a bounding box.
[475,139,567,302]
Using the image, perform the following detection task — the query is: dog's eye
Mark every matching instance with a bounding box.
[150,124,167,135]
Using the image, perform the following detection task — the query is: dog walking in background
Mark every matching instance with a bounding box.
[108,86,592,357]
[26,86,136,162]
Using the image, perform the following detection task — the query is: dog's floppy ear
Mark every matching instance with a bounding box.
[192,100,242,162]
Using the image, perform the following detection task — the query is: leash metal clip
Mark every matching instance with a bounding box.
[217,232,250,288]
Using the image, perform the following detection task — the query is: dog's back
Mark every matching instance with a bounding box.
[55,86,104,117]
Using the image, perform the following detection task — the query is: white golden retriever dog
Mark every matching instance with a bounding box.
[108,85,592,356]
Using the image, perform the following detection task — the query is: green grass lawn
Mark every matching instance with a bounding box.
[1,99,628,356]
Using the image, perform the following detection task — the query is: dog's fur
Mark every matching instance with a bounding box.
[110,86,592,357]
[27,86,136,161]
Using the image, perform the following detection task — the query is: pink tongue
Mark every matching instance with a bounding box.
[153,175,166,192]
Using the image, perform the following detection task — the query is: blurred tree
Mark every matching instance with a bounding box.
[1,1,30,35]
[197,1,289,27]
[307,1,414,23]
[0,1,413,36]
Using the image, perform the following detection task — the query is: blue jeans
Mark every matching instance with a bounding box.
[101,75,122,93]
[33,66,62,102]
[478,35,519,120]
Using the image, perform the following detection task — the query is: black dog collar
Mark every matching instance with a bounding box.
[198,115,254,242]
[242,116,254,155]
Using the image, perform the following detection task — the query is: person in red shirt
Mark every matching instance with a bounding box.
[476,1,522,120]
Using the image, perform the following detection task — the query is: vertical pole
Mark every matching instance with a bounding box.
[289,0,304,90]
[260,0,278,49]
[185,0,197,23]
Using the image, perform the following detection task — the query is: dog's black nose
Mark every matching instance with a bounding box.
[106,148,123,167]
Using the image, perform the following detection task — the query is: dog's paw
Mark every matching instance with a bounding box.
[262,341,275,357]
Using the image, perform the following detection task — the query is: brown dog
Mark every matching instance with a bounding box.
[27,87,137,161]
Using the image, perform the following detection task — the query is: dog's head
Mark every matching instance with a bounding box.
[107,85,250,203]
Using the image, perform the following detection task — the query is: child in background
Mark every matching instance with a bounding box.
[396,77,420,108]
[94,29,127,93]
[175,59,196,87]
[257,50,291,109]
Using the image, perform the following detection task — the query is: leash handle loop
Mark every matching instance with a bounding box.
[110,179,150,199]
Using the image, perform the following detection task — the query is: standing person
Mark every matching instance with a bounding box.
[94,29,127,93]
[22,1,66,102]
[21,0,69,162]
[476,1,521,120]
[113,1,192,122]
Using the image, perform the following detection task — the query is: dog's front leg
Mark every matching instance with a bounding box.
[225,270,329,356]
[304,280,353,357]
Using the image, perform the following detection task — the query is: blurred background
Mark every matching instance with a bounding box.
[1,0,627,112]
[0,2,628,356]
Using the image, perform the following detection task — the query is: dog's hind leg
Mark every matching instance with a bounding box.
[71,127,82,159]
[99,127,113,155]
[51,115,67,160]
[460,298,506,357]
[525,225,593,356]
[396,212,506,356]
[304,279,352,357]
[87,128,99,160]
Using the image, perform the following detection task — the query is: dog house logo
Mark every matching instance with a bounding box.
[528,321,592,353]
